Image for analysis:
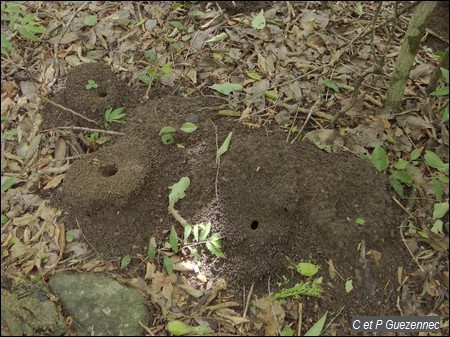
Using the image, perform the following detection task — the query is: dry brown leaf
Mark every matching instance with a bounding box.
[327,259,337,280]
[43,174,66,190]
[54,137,67,168]
[366,249,382,267]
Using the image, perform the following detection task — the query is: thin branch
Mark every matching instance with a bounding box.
[76,218,100,257]
[291,94,322,144]
[40,96,102,127]
[43,126,125,136]
[211,120,220,200]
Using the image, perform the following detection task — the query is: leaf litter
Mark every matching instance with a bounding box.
[1,1,449,335]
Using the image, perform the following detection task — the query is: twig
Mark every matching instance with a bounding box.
[54,1,89,59]
[40,96,101,127]
[392,193,425,272]
[41,126,125,135]
[243,283,254,318]
[76,219,100,257]
[28,154,84,171]
[322,305,346,334]
[297,302,303,337]
[286,105,300,143]
[291,94,322,144]
[267,276,281,335]
[211,120,220,200]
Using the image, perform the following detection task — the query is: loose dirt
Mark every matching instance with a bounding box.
[43,63,413,326]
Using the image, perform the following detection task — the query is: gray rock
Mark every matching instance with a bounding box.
[48,272,149,336]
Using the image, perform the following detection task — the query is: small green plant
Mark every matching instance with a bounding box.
[275,260,322,299]
[430,67,449,123]
[84,132,109,145]
[275,278,322,299]
[1,1,46,54]
[159,122,198,145]
[85,80,98,89]
[104,107,125,129]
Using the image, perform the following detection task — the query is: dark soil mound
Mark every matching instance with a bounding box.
[47,63,412,323]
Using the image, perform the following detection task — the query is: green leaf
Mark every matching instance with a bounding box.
[166,320,213,336]
[218,109,241,117]
[169,226,179,252]
[147,237,157,260]
[206,32,228,43]
[188,10,205,18]
[304,312,327,336]
[209,232,221,242]
[84,14,97,26]
[441,104,449,123]
[18,26,38,41]
[296,262,319,276]
[345,279,353,293]
[251,9,266,30]
[431,86,449,96]
[1,176,16,192]
[1,33,13,54]
[355,218,365,225]
[120,255,131,268]
[410,148,422,160]
[431,219,444,234]
[193,224,199,242]
[432,178,443,202]
[390,178,404,198]
[264,90,278,100]
[159,126,177,135]
[180,122,198,133]
[395,159,408,170]
[433,202,448,219]
[424,150,445,170]
[161,134,174,145]
[216,132,233,162]
[188,246,201,260]
[441,67,449,83]
[199,221,211,241]
[1,214,9,225]
[163,255,173,274]
[391,170,413,185]
[183,225,192,241]
[280,325,294,336]
[168,176,190,208]
[206,241,226,259]
[145,50,157,60]
[323,79,340,92]
[168,20,183,30]
[66,232,74,243]
[246,71,261,80]
[209,83,242,95]
[370,146,388,171]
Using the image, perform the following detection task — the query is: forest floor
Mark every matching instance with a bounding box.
[1,1,449,336]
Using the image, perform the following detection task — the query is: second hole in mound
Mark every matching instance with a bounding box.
[101,164,118,177]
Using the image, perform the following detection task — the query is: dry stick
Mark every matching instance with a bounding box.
[322,305,346,335]
[76,219,100,257]
[53,126,125,135]
[242,283,254,318]
[211,120,220,200]
[41,96,102,127]
[267,276,281,336]
[330,2,399,126]
[291,94,323,144]
[392,193,425,272]
[29,154,84,171]
[54,1,89,55]
[297,302,303,337]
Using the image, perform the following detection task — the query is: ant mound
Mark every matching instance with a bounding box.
[49,63,411,324]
